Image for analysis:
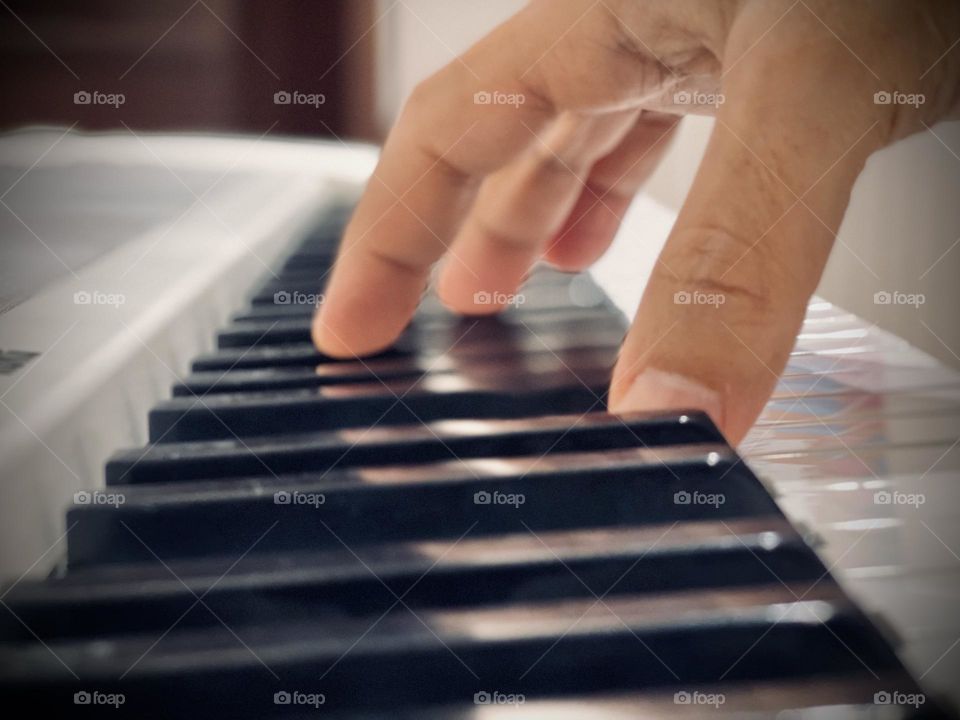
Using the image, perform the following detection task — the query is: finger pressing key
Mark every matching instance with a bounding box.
[312,0,663,357]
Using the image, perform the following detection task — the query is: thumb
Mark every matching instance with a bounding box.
[609,16,891,444]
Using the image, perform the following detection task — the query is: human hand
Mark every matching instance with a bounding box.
[313,0,960,443]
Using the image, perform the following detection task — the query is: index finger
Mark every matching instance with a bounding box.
[311,0,657,357]
[311,6,559,358]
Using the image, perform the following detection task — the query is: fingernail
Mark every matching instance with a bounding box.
[612,368,723,428]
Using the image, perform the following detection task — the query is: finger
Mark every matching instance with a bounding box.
[436,109,640,315]
[609,14,890,444]
[313,1,640,357]
[543,112,680,271]
[312,18,550,356]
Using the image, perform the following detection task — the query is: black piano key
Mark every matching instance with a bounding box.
[192,342,382,372]
[250,281,598,316]
[246,266,584,313]
[297,231,342,249]
[231,303,323,322]
[279,250,337,272]
[265,264,577,288]
[247,278,331,306]
[191,318,626,372]
[181,335,621,395]
[217,305,619,349]
[302,345,612,381]
[217,319,317,348]
[177,365,399,396]
[224,304,616,352]
[173,345,619,396]
[106,411,723,486]
[271,246,342,275]
[1,518,822,641]
[303,203,353,232]
[237,291,591,323]
[341,677,930,719]
[0,587,907,718]
[148,365,616,442]
[74,445,778,565]
[285,208,351,245]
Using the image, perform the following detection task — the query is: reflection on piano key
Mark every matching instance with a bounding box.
[106,411,723,485]
[73,444,785,566]
[2,518,819,641]
[174,345,620,396]
[149,365,620,441]
[0,586,911,717]
[193,315,626,371]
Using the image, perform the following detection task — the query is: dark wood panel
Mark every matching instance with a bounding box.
[0,0,376,138]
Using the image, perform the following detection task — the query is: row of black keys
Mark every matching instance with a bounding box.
[0,208,936,717]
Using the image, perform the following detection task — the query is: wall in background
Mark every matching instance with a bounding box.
[372,0,960,369]
[0,0,377,139]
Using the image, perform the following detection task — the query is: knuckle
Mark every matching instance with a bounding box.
[405,75,442,117]
[655,226,801,328]
[530,142,583,179]
[529,139,570,171]
[473,217,534,253]
[402,69,466,138]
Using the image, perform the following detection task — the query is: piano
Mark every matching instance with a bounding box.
[0,128,957,718]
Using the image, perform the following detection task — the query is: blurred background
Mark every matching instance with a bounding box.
[0,0,378,138]
[1,0,959,365]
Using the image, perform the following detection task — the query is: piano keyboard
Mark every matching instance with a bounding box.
[0,205,944,718]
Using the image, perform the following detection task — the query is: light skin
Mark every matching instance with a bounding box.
[313,0,960,444]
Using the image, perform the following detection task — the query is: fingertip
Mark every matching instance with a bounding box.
[311,299,405,359]
[310,309,358,359]
[609,367,734,441]
[435,250,529,316]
